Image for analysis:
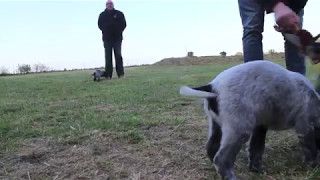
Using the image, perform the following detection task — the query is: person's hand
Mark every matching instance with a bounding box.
[273,2,300,33]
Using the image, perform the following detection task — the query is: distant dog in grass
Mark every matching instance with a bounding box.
[180,60,320,180]
[92,69,105,82]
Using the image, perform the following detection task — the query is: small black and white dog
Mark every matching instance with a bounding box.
[92,69,105,82]
[180,60,320,180]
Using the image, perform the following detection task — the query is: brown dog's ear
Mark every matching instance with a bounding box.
[312,34,320,42]
[297,29,315,47]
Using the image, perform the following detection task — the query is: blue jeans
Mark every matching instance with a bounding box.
[238,0,306,75]
[104,41,124,78]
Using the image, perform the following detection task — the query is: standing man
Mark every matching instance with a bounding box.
[238,0,308,75]
[98,0,126,79]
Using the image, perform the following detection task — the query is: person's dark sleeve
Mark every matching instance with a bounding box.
[288,0,308,13]
[120,12,126,31]
[98,13,104,31]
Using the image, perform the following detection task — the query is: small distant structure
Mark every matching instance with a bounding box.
[187,51,194,57]
[220,51,227,57]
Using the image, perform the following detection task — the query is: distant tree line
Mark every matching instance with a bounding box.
[17,64,31,74]
[15,63,50,74]
[0,63,51,76]
[0,63,106,76]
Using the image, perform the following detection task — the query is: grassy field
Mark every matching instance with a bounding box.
[1,59,320,180]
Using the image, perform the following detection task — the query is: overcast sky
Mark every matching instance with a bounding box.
[0,0,319,73]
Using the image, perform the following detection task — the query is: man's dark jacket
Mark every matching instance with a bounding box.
[98,9,126,42]
[264,0,308,13]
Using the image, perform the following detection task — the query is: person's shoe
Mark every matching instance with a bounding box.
[118,74,124,78]
[102,71,108,77]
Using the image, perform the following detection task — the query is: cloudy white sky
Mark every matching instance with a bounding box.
[0,0,319,73]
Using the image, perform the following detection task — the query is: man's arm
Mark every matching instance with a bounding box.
[120,12,126,31]
[98,13,104,31]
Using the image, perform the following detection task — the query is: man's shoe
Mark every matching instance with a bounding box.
[102,71,108,77]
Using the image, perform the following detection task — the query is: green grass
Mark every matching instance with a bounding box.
[1,60,320,179]
[0,64,234,145]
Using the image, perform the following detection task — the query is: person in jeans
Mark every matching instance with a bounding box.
[238,0,308,75]
[98,0,126,78]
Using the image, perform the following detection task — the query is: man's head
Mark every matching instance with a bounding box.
[106,0,114,11]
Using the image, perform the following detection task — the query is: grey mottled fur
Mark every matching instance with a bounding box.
[180,60,320,180]
[92,69,104,81]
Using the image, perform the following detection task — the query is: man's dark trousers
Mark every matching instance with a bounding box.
[104,41,124,78]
